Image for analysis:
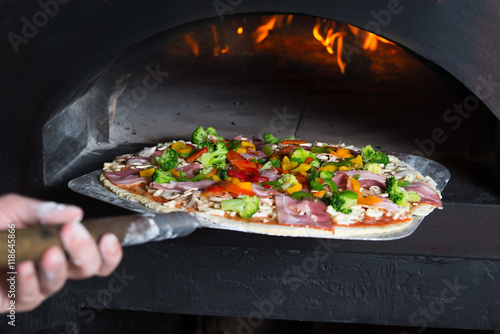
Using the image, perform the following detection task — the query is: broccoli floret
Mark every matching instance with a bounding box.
[263,132,281,144]
[280,174,299,191]
[192,126,223,145]
[205,127,217,136]
[361,145,389,166]
[319,170,334,179]
[156,149,178,171]
[217,167,228,180]
[199,141,215,152]
[290,147,317,165]
[326,190,358,214]
[151,169,176,184]
[365,163,383,175]
[198,141,228,168]
[226,140,241,151]
[221,195,260,219]
[385,176,421,207]
[259,161,274,171]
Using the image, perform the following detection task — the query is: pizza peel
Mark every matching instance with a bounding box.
[0,154,449,265]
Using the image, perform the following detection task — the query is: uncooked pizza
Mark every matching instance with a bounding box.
[100,126,443,238]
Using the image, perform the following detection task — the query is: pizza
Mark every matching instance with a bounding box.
[100,126,443,239]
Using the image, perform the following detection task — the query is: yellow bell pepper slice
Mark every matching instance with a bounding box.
[349,177,361,193]
[236,147,247,154]
[291,163,311,174]
[320,165,338,172]
[358,194,382,205]
[281,156,298,171]
[170,169,182,178]
[178,147,193,154]
[351,155,363,168]
[231,177,252,191]
[139,168,156,177]
[212,175,221,182]
[336,148,354,158]
[241,141,256,150]
[286,183,302,194]
[339,166,351,171]
[313,190,327,197]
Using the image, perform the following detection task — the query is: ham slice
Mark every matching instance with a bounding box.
[372,197,404,214]
[275,195,332,230]
[335,170,386,189]
[260,168,282,181]
[333,172,350,190]
[104,169,149,185]
[252,184,277,197]
[150,179,216,192]
[241,151,267,160]
[177,163,204,178]
[405,182,443,208]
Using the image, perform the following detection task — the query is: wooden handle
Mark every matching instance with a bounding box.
[0,215,155,267]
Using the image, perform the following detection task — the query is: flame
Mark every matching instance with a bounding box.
[184,33,199,57]
[313,19,347,73]
[212,25,221,56]
[183,15,397,73]
[252,16,278,44]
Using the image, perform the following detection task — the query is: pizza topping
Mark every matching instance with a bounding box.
[275,195,332,229]
[104,169,150,185]
[385,176,421,207]
[220,195,260,219]
[198,141,228,168]
[153,149,179,171]
[101,126,444,232]
[335,170,387,189]
[405,181,443,208]
[151,179,217,192]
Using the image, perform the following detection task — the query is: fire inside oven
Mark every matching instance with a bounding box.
[42,14,499,207]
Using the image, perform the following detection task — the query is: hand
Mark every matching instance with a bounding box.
[0,193,123,313]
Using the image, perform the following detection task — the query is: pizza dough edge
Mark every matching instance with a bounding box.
[100,173,424,239]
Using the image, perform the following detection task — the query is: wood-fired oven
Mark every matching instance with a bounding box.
[1,0,499,332]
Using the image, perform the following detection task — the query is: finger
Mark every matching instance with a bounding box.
[60,222,102,279]
[37,246,68,296]
[0,193,83,227]
[16,261,44,312]
[97,234,123,277]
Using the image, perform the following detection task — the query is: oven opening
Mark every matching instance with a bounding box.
[42,14,500,206]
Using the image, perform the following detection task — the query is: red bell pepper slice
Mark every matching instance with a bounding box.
[232,159,257,171]
[204,185,228,196]
[224,182,256,196]
[227,169,249,181]
[280,140,308,145]
[185,147,208,163]
[248,176,269,183]
[227,150,245,163]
